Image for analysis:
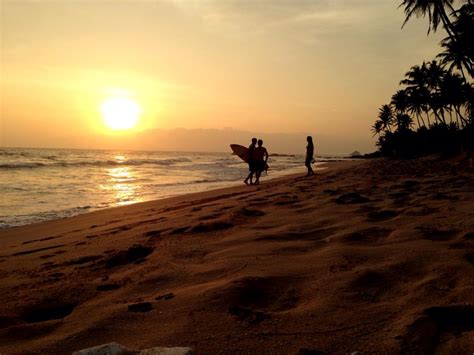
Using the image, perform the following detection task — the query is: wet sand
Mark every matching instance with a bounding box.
[1,157,474,354]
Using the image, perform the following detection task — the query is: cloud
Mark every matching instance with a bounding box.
[163,0,397,45]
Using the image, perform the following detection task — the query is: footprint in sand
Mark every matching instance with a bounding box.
[256,227,337,243]
[189,221,234,233]
[401,180,420,191]
[297,348,328,355]
[47,272,65,282]
[105,245,154,268]
[406,206,439,216]
[417,226,459,241]
[40,254,55,259]
[236,207,265,217]
[228,305,269,324]
[22,236,58,245]
[339,227,393,244]
[97,283,121,291]
[367,209,400,221]
[169,226,189,235]
[207,276,298,324]
[323,188,341,196]
[462,231,474,240]
[155,292,175,300]
[127,302,153,313]
[64,255,103,266]
[335,192,370,204]
[464,252,474,265]
[275,246,310,255]
[402,305,474,354]
[13,244,66,257]
[21,301,77,323]
[349,270,389,303]
[389,191,410,200]
[144,228,170,238]
[433,192,459,201]
[39,261,56,270]
[198,213,222,221]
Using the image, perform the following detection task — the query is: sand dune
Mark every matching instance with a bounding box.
[1,157,473,354]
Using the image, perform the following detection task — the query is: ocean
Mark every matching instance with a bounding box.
[0,147,338,229]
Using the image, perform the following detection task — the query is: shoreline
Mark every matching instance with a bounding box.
[0,160,358,235]
[2,156,472,354]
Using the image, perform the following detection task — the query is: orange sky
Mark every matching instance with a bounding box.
[1,0,443,153]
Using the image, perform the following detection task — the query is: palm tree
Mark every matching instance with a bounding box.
[399,0,457,39]
[401,63,431,126]
[391,89,409,113]
[466,84,474,125]
[426,60,448,124]
[395,113,414,131]
[407,89,429,127]
[448,3,474,77]
[401,1,473,76]
[371,120,384,137]
[438,38,469,80]
[378,104,394,133]
[400,62,427,88]
[440,71,469,126]
[392,89,419,127]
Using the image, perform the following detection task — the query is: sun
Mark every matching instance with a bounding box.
[101,97,141,130]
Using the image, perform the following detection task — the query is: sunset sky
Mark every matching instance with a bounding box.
[1,0,443,153]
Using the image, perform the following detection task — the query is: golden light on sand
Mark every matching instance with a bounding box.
[101,97,141,130]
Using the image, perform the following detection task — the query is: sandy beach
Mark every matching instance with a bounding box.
[1,157,474,354]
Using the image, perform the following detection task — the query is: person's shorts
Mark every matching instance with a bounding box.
[248,161,257,172]
[256,161,266,172]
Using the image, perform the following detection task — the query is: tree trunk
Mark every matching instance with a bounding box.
[424,111,431,126]
[455,106,468,127]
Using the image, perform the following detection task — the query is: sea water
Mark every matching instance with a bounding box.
[0,148,340,228]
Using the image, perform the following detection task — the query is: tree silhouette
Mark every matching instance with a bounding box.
[372,2,473,156]
[400,0,456,37]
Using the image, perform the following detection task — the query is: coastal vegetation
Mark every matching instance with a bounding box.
[373,1,473,157]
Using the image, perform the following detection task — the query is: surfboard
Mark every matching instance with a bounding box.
[230,144,250,162]
[230,144,269,170]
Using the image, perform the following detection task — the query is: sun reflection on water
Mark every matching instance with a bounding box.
[103,158,142,206]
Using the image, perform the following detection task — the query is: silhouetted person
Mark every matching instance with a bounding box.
[244,138,257,185]
[305,136,315,176]
[253,139,268,185]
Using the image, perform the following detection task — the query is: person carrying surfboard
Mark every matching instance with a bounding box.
[244,138,258,185]
[253,139,268,185]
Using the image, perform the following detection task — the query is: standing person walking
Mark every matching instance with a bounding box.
[305,136,315,176]
[253,139,268,185]
[244,138,257,185]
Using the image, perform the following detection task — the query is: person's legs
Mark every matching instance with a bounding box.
[244,162,254,185]
[255,170,261,184]
[244,172,253,185]
[305,160,314,176]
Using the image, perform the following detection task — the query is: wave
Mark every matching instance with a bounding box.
[0,162,47,169]
[271,153,298,157]
[0,157,193,170]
